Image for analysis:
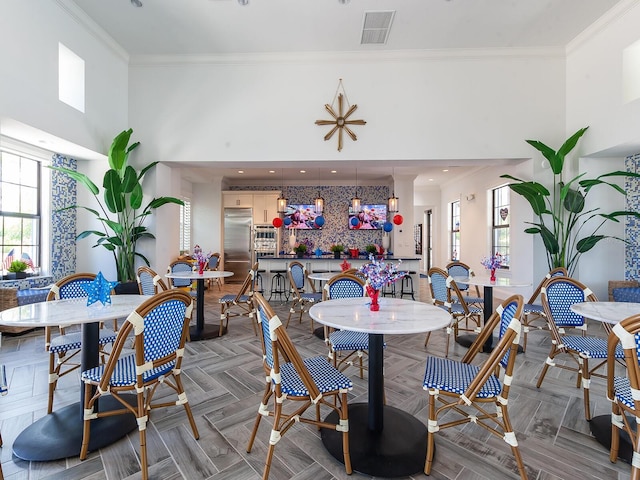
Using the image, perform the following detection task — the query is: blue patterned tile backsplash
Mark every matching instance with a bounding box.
[626,153,640,281]
[50,154,77,281]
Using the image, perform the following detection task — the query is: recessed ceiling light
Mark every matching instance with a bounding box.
[442,169,449,172]
[269,170,275,174]
[331,170,337,174]
[429,178,434,181]
[300,170,306,173]
[238,170,244,174]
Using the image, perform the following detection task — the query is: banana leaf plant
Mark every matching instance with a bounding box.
[50,129,184,282]
[501,126,640,277]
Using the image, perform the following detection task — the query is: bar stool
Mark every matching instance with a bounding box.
[399,271,416,300]
[382,282,396,297]
[255,269,265,294]
[269,269,288,302]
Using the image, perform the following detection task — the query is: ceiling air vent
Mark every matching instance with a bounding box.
[361,10,395,45]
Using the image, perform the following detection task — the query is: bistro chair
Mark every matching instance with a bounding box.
[45,273,118,414]
[422,294,527,479]
[322,273,369,378]
[537,276,624,420]
[520,267,567,352]
[608,314,640,477]
[136,266,168,295]
[445,261,484,306]
[79,290,199,480]
[166,260,196,293]
[247,292,352,480]
[219,262,259,336]
[286,261,322,331]
[206,253,222,291]
[426,267,483,357]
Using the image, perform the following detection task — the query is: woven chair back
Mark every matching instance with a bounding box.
[541,276,597,329]
[323,274,365,300]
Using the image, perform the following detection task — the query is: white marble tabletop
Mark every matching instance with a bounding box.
[452,275,530,288]
[308,272,339,281]
[0,295,152,328]
[165,270,234,280]
[570,301,640,324]
[308,297,450,335]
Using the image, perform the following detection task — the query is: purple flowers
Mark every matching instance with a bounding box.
[359,255,407,290]
[192,245,212,264]
[481,254,503,271]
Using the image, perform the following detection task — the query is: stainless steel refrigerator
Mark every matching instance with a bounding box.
[223,208,253,283]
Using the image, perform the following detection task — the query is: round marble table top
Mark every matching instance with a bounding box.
[165,270,234,280]
[570,301,640,324]
[308,297,450,335]
[0,295,152,328]
[452,275,530,288]
[308,272,341,281]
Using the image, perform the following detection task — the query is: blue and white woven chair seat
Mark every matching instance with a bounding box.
[49,328,117,353]
[329,330,372,352]
[450,303,483,316]
[423,356,502,398]
[453,294,484,305]
[300,292,322,302]
[219,294,251,304]
[560,335,624,359]
[279,356,353,396]
[523,303,544,314]
[82,353,175,386]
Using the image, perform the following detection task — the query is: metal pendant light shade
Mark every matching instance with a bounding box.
[315,194,324,214]
[388,194,399,213]
[277,195,287,214]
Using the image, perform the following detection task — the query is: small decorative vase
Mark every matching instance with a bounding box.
[334,251,341,259]
[366,285,380,311]
[199,261,205,274]
[490,268,496,282]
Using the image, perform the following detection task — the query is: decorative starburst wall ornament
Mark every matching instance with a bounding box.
[315,79,366,152]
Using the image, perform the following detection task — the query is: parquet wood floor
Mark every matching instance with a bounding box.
[0,279,632,479]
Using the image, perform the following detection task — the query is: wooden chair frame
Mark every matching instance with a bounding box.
[79,290,199,480]
[286,261,321,331]
[206,253,222,291]
[219,262,258,336]
[247,292,352,480]
[136,266,169,295]
[423,294,527,479]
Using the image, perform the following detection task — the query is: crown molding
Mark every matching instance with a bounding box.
[55,0,129,63]
[129,46,565,67]
[566,0,638,54]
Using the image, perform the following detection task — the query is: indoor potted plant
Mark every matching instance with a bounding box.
[8,260,29,279]
[50,129,184,284]
[294,242,307,258]
[365,244,378,256]
[330,244,345,259]
[501,126,640,276]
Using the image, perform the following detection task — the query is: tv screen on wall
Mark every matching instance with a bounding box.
[348,204,387,230]
[284,204,322,229]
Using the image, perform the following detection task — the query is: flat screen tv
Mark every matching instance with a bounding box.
[284,204,321,229]
[348,204,387,230]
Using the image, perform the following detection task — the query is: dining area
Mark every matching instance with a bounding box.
[0,267,639,479]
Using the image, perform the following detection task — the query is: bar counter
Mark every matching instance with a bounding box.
[257,255,422,301]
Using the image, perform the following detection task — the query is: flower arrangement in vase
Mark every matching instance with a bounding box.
[192,244,212,274]
[481,253,503,282]
[359,255,407,311]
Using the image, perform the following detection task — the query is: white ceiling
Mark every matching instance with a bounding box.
[15,0,624,186]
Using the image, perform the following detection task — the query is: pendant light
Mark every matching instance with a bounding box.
[314,169,324,214]
[387,167,399,213]
[277,169,288,213]
[351,168,361,211]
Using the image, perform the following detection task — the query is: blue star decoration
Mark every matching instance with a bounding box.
[82,272,118,306]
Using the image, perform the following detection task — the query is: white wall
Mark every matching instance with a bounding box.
[0,0,129,155]
[566,1,640,156]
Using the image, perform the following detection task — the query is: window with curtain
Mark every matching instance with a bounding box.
[0,150,42,270]
[450,200,460,260]
[179,200,191,254]
[492,185,510,268]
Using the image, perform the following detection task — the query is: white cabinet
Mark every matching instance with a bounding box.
[253,193,280,224]
[223,193,253,208]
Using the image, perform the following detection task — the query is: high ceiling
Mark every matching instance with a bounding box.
[57,0,624,185]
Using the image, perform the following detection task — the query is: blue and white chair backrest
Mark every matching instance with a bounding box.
[257,300,275,370]
[542,276,595,328]
[289,262,306,290]
[428,268,449,305]
[48,273,97,300]
[139,297,189,368]
[0,363,7,396]
[208,255,220,270]
[137,267,167,296]
[447,262,471,291]
[497,297,522,369]
[325,275,365,299]
[169,261,193,288]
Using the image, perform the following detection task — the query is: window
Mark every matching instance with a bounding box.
[450,200,460,260]
[492,185,510,268]
[1,151,42,270]
[58,43,85,113]
[179,200,191,254]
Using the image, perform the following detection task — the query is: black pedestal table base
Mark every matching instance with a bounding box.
[455,334,523,353]
[321,403,429,477]
[189,324,227,340]
[12,396,137,461]
[589,415,634,463]
[313,326,325,340]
